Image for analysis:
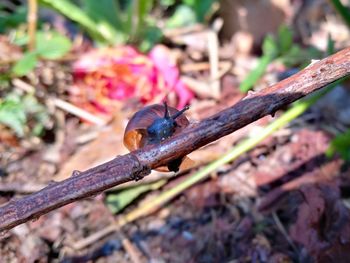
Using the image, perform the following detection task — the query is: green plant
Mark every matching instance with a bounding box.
[239,25,323,92]
[182,0,216,22]
[0,3,27,33]
[327,129,350,162]
[39,0,217,50]
[12,30,72,76]
[240,0,350,92]
[164,0,216,28]
[39,0,162,50]
[0,92,50,137]
[106,180,166,214]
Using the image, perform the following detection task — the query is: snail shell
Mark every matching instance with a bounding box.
[123,103,193,172]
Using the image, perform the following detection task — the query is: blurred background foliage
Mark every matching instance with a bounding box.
[0,0,218,141]
[38,0,216,49]
[0,0,349,160]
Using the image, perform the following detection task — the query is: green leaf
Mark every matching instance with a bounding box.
[121,0,155,42]
[166,5,197,28]
[139,26,163,52]
[0,93,50,137]
[35,31,72,59]
[39,0,117,44]
[262,35,278,58]
[183,0,196,5]
[106,180,166,214]
[0,98,26,137]
[84,0,122,29]
[32,123,44,136]
[239,35,278,92]
[138,0,154,23]
[279,45,303,67]
[13,31,72,60]
[123,1,134,40]
[83,0,124,43]
[39,0,161,48]
[193,0,215,22]
[160,0,175,7]
[0,5,27,33]
[134,0,155,40]
[12,51,38,76]
[22,94,50,136]
[327,129,350,161]
[12,32,29,47]
[277,25,293,54]
[22,94,44,113]
[239,55,273,92]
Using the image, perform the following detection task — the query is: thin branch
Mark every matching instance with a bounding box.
[27,0,38,51]
[0,47,349,232]
[52,98,107,126]
[12,79,107,126]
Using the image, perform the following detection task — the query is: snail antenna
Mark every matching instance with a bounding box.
[163,101,170,118]
[171,105,189,120]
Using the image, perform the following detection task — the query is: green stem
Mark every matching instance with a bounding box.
[239,54,273,92]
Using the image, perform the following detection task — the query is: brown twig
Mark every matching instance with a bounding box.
[27,0,38,51]
[12,79,107,126]
[0,47,349,232]
[120,232,144,263]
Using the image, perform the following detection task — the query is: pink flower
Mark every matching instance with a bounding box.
[149,45,194,109]
[71,45,193,115]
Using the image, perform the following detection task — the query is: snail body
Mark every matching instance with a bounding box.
[124,102,192,172]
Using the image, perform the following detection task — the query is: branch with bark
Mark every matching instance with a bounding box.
[0,47,350,232]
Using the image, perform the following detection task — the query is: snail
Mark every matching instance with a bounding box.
[123,102,193,172]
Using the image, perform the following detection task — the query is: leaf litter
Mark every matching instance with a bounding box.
[1,0,350,262]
